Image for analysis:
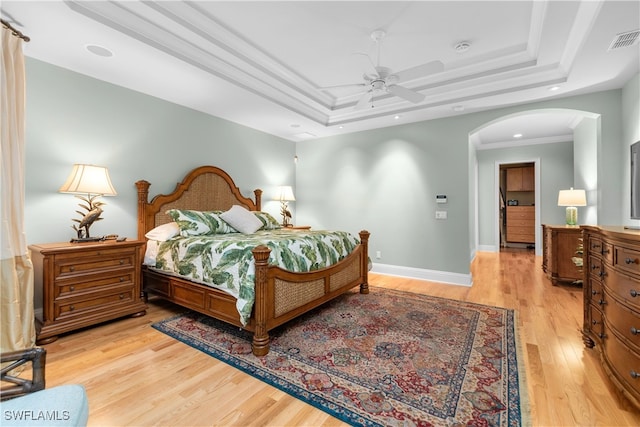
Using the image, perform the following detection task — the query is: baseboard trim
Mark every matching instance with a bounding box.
[371,263,472,287]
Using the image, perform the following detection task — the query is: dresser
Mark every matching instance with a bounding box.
[542,224,582,285]
[506,206,535,243]
[30,240,147,344]
[582,226,640,408]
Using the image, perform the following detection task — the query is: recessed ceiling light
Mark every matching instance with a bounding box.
[549,86,560,91]
[452,105,465,112]
[513,133,523,138]
[85,44,113,57]
[394,115,401,120]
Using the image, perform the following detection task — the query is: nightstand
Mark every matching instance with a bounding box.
[287,225,311,230]
[30,239,147,344]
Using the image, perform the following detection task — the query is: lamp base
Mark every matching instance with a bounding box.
[70,237,103,243]
[565,206,578,226]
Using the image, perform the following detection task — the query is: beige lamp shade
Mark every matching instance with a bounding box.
[59,164,117,196]
[557,188,586,206]
[276,186,295,202]
[557,187,586,225]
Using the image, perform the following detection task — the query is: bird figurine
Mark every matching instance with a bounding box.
[71,194,105,240]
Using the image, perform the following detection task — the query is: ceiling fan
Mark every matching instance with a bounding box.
[323,29,444,109]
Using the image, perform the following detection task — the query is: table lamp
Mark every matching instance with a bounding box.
[276,186,295,227]
[59,164,117,242]
[557,188,586,226]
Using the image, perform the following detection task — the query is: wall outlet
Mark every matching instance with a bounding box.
[376,250,381,259]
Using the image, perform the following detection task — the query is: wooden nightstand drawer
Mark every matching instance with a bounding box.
[54,247,137,278]
[30,240,147,344]
[54,285,135,320]
[55,270,135,298]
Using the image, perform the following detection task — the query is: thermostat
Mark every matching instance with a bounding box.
[436,195,447,204]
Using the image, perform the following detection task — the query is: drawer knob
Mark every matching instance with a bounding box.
[69,266,75,272]
[120,277,125,282]
[631,290,639,298]
[119,294,124,299]
[120,260,124,265]
[599,332,607,339]
[70,286,75,292]
[631,371,640,379]
[591,289,599,296]
[601,249,610,255]
[598,270,607,278]
[626,257,638,265]
[632,327,640,335]
[598,299,607,306]
[592,265,599,270]
[592,319,600,325]
[69,305,75,311]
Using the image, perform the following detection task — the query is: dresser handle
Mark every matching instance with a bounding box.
[69,305,75,311]
[120,260,124,265]
[119,294,124,299]
[599,332,607,339]
[598,270,607,278]
[120,277,125,282]
[592,319,600,325]
[601,249,610,255]
[69,286,75,292]
[591,289,599,295]
[631,371,640,379]
[69,266,75,272]
[626,257,638,265]
[598,299,607,306]
[631,290,639,298]
[592,265,599,270]
[632,327,640,335]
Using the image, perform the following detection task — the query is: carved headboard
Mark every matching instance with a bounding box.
[135,166,262,241]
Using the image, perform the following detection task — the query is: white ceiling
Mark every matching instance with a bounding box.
[2,1,639,146]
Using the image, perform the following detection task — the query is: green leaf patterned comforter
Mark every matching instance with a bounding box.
[153,229,360,325]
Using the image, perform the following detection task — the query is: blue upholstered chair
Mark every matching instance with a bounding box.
[1,348,89,427]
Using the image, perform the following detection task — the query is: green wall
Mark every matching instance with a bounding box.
[24,58,295,244]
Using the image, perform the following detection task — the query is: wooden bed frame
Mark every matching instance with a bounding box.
[136,165,370,356]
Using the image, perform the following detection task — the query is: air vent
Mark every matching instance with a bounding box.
[608,29,640,51]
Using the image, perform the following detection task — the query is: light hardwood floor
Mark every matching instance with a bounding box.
[38,250,640,426]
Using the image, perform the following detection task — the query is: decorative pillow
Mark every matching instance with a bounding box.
[166,209,237,236]
[220,205,263,234]
[144,222,180,241]
[253,211,282,230]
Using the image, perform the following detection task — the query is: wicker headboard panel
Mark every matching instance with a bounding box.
[136,166,262,241]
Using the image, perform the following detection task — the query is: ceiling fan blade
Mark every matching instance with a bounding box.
[394,60,444,83]
[355,91,372,110]
[387,84,425,103]
[353,52,379,77]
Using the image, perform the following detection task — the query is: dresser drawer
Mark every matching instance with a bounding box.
[508,219,533,228]
[506,232,534,243]
[603,324,640,399]
[606,269,640,311]
[604,293,640,352]
[589,255,606,279]
[55,270,135,298]
[54,285,135,320]
[615,245,640,276]
[588,303,605,343]
[53,247,137,279]
[507,206,535,220]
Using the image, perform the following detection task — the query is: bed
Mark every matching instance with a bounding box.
[136,165,370,356]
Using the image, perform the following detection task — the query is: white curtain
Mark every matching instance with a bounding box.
[1,25,35,352]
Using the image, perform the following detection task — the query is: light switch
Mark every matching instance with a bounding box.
[435,211,447,219]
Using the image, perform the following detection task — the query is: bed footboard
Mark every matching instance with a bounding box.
[251,230,369,356]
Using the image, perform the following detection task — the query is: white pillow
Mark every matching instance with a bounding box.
[144,222,180,241]
[220,205,263,234]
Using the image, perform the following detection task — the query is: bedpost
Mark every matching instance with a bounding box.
[254,189,262,211]
[359,230,370,294]
[251,245,271,356]
[136,180,151,242]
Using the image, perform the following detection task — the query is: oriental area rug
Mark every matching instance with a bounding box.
[153,287,529,426]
